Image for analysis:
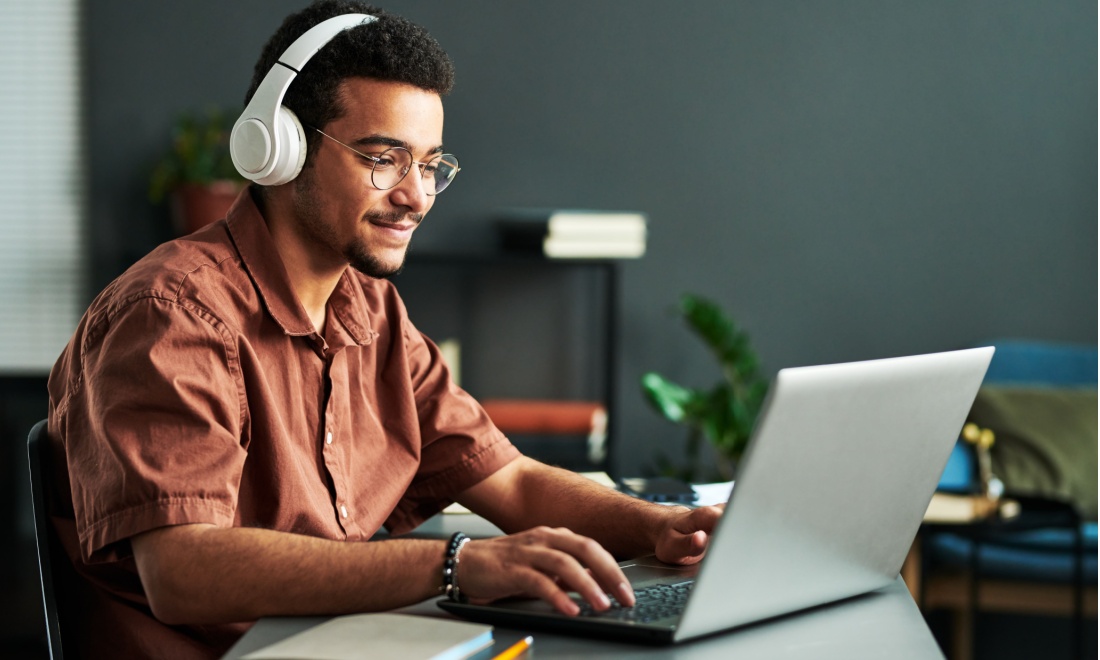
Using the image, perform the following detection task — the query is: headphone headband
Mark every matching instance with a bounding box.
[231,13,376,186]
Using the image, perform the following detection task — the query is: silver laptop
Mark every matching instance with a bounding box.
[440,347,993,643]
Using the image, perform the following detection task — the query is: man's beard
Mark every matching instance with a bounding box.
[344,220,410,278]
[291,169,420,279]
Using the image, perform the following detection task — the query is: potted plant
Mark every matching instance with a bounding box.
[641,294,769,482]
[148,107,245,235]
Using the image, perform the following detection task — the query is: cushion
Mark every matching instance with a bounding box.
[969,386,1098,519]
[927,523,1098,582]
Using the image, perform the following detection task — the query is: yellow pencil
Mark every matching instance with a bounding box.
[491,635,533,660]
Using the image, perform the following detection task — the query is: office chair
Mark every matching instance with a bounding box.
[917,341,1098,660]
[28,418,77,660]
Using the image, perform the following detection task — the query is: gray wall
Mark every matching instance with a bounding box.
[86,1,1097,477]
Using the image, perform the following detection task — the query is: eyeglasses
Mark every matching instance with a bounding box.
[308,126,460,195]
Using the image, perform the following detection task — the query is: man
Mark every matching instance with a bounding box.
[47,2,720,657]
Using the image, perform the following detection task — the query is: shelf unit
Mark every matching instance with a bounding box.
[392,252,621,475]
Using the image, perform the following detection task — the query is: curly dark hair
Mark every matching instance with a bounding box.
[245,1,454,157]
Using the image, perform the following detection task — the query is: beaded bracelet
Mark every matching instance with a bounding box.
[442,531,471,602]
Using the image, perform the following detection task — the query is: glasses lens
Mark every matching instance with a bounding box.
[429,154,460,195]
[370,147,414,190]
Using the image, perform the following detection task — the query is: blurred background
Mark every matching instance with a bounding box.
[0,1,1095,657]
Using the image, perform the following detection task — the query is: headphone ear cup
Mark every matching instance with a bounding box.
[261,106,307,186]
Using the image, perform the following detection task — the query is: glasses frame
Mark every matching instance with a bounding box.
[308,125,460,196]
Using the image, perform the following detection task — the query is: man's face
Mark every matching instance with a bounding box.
[290,77,445,278]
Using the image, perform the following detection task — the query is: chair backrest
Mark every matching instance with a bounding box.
[937,340,1098,491]
[982,340,1098,387]
[28,418,68,660]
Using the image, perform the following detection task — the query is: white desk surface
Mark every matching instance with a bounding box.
[223,513,945,658]
[223,510,943,660]
[223,576,942,659]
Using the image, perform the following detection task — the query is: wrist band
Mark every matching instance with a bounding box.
[442,531,470,603]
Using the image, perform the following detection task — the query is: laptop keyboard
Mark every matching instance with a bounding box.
[576,581,694,623]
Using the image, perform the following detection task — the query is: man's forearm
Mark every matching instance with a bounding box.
[132,524,446,625]
[459,457,685,560]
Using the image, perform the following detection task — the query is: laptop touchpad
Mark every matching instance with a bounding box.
[619,557,699,585]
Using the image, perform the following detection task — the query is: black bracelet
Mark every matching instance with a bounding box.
[442,531,470,602]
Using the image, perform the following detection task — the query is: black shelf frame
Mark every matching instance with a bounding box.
[399,251,622,476]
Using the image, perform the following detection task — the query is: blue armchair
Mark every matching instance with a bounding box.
[917,341,1097,660]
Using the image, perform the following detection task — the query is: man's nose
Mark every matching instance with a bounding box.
[389,167,431,212]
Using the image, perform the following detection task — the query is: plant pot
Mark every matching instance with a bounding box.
[170,180,244,236]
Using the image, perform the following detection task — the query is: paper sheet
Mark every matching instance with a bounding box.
[692,481,734,506]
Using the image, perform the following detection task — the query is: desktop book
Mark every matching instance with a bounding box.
[240,612,493,660]
[440,347,994,644]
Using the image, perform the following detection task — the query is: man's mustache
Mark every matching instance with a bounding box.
[364,210,423,226]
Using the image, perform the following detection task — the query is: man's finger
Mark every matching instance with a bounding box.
[680,505,722,534]
[531,530,627,610]
[665,529,707,561]
[562,531,635,607]
[527,544,611,611]
[514,567,581,616]
[459,527,634,613]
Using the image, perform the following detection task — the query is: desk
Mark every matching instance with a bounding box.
[223,577,941,659]
[380,511,505,539]
[228,502,953,659]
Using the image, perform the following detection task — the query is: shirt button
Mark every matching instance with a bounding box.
[326,431,333,445]
[340,505,348,518]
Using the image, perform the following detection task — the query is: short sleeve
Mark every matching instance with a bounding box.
[383,315,520,534]
[60,296,247,563]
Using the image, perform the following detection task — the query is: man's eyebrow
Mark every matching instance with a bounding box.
[352,134,445,156]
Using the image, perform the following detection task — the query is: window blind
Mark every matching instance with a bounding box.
[0,0,85,373]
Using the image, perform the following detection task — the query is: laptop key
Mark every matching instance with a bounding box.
[577,582,695,623]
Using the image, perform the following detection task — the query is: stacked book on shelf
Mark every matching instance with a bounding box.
[496,208,647,259]
[480,398,608,465]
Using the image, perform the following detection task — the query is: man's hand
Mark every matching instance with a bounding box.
[653,505,724,565]
[458,526,636,616]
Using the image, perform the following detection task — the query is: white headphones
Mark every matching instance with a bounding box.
[230,13,376,186]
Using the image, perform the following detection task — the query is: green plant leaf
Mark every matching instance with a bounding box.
[640,372,696,423]
[679,295,756,379]
[640,293,770,480]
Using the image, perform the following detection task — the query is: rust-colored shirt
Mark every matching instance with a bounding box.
[46,189,519,658]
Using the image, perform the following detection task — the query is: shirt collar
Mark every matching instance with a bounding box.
[225,186,375,346]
